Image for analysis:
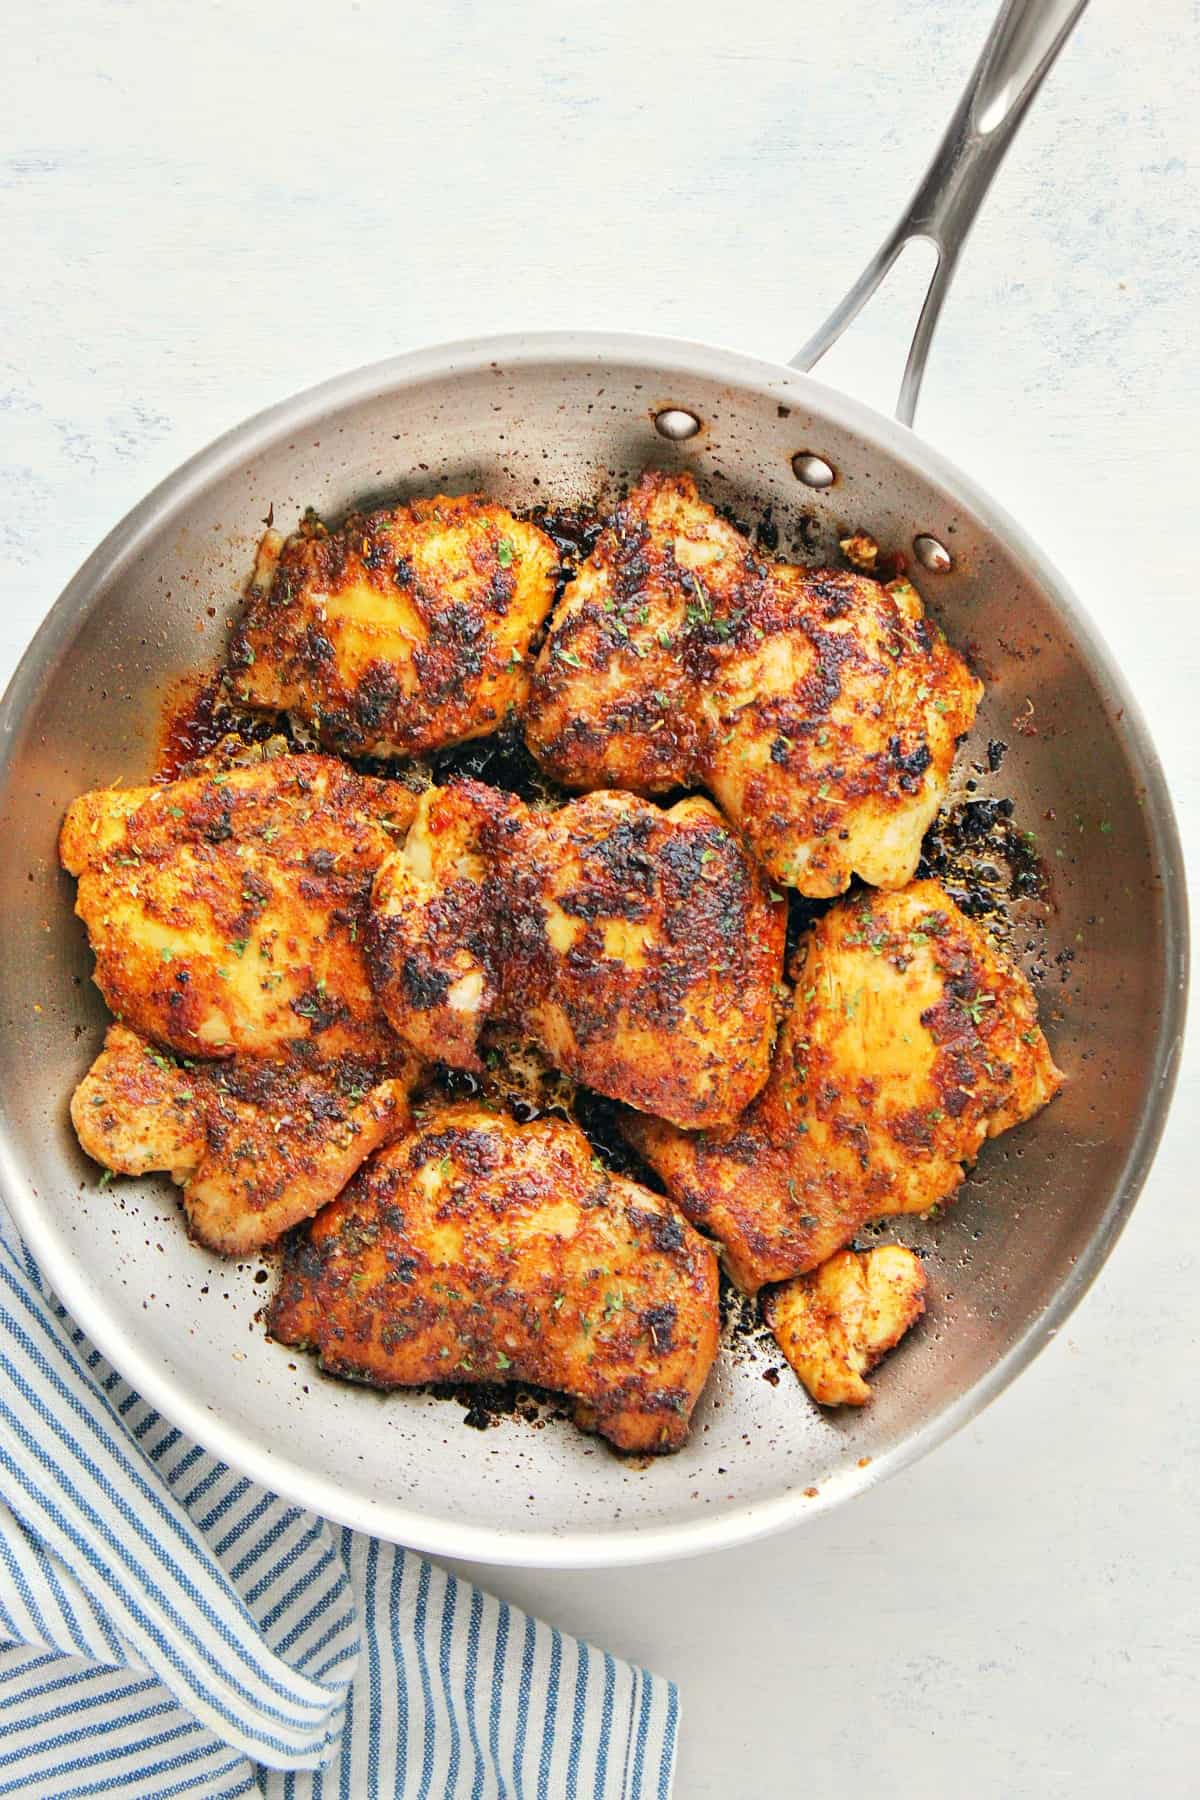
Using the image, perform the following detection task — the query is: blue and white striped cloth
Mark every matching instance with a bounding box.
[0,1203,679,1798]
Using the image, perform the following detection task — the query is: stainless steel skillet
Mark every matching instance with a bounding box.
[0,0,1185,1567]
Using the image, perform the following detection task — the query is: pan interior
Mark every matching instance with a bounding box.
[0,337,1180,1564]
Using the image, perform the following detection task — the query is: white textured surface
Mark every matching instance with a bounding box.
[4,1,1197,1795]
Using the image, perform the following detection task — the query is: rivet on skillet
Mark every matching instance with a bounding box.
[791,452,835,489]
[653,408,702,441]
[913,534,953,573]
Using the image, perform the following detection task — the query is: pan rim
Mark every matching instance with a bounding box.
[0,328,1187,1567]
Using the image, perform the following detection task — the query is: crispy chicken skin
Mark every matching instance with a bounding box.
[524,472,739,793]
[60,752,414,1061]
[504,790,784,1127]
[71,1022,418,1254]
[524,471,981,895]
[624,879,1062,1292]
[700,567,979,895]
[367,780,786,1127]
[71,1022,207,1182]
[228,497,560,758]
[763,1245,927,1406]
[269,1102,721,1452]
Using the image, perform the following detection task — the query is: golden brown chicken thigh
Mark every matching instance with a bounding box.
[625,879,1061,1292]
[504,788,785,1127]
[229,496,560,757]
[524,471,981,895]
[763,1245,928,1406]
[269,1102,721,1452]
[524,472,747,793]
[366,780,786,1127]
[60,750,414,1062]
[71,1022,418,1254]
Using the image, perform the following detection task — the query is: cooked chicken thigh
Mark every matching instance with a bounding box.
[624,879,1062,1292]
[229,496,560,758]
[699,565,979,895]
[269,1102,721,1452]
[366,781,520,1070]
[367,780,786,1127]
[60,750,414,1061]
[72,1023,207,1183]
[524,471,981,895]
[524,472,745,793]
[71,1022,417,1253]
[504,789,784,1127]
[763,1245,927,1406]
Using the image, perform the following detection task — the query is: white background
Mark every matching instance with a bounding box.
[4,2,1197,1794]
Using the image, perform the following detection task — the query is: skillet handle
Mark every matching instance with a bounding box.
[790,0,1090,426]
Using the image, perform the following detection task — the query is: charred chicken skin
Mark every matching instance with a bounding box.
[60,749,415,1062]
[269,1102,721,1452]
[229,496,560,758]
[70,1022,418,1254]
[625,879,1062,1293]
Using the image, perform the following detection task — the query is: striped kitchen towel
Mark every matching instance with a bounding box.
[0,1202,679,1799]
